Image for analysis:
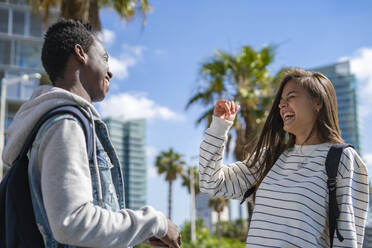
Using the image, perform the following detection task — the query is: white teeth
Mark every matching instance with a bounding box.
[283,112,295,121]
[105,79,109,86]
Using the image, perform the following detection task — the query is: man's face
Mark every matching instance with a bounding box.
[83,38,113,102]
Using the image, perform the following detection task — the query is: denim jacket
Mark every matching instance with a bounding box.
[3,86,167,248]
[28,113,125,248]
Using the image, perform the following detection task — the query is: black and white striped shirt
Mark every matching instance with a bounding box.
[199,116,369,248]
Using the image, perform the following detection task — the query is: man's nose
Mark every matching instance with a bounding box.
[107,71,113,79]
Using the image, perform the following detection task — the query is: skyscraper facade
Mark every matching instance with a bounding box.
[195,193,230,232]
[312,61,361,152]
[0,0,57,135]
[104,118,147,210]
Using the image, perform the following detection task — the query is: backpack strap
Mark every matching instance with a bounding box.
[240,185,256,205]
[325,143,353,247]
[18,105,94,162]
[11,105,93,248]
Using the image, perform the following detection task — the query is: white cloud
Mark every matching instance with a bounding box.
[108,44,146,80]
[122,44,147,57]
[108,56,136,80]
[97,29,116,47]
[97,92,184,121]
[347,47,372,117]
[350,48,372,97]
[363,153,372,176]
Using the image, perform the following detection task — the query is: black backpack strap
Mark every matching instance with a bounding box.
[12,105,93,248]
[240,186,256,205]
[18,105,94,162]
[325,143,353,247]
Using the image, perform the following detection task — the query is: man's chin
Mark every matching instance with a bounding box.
[91,94,106,102]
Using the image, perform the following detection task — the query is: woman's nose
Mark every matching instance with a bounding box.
[279,99,288,109]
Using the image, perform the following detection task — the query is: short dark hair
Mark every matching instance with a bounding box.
[41,19,94,82]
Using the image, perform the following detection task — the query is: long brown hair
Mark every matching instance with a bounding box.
[247,68,344,201]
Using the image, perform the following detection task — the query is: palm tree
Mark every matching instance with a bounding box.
[155,148,185,220]
[186,45,282,225]
[208,197,229,241]
[181,167,200,195]
[27,0,152,31]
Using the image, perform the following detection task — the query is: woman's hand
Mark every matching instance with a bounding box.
[213,100,240,121]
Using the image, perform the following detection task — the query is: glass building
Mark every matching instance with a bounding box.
[363,191,372,247]
[195,193,230,233]
[0,0,57,134]
[103,118,147,210]
[311,61,361,153]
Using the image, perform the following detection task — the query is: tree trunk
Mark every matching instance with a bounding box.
[88,0,101,31]
[61,0,90,23]
[168,180,172,220]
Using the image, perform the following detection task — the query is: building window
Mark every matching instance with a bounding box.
[0,8,9,33]
[12,10,25,35]
[9,0,27,4]
[0,39,11,65]
[15,40,42,69]
[30,13,42,37]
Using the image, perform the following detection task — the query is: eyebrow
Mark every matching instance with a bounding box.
[281,90,298,99]
[285,90,298,96]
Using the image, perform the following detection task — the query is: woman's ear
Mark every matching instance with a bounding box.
[313,97,323,112]
[74,44,87,64]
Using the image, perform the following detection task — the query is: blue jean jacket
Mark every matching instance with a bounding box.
[27,114,125,248]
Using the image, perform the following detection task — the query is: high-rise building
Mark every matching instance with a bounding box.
[103,118,147,210]
[311,61,361,152]
[363,191,372,247]
[196,193,230,232]
[0,0,57,136]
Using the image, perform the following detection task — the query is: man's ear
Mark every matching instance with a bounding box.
[74,44,87,64]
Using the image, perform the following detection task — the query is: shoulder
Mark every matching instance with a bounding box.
[338,146,368,179]
[36,114,87,146]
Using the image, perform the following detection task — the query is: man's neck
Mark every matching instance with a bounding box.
[54,78,91,103]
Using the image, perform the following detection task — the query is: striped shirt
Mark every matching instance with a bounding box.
[199,116,369,248]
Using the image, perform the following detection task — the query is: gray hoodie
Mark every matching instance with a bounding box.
[3,85,168,248]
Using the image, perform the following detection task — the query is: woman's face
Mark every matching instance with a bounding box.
[278,80,320,137]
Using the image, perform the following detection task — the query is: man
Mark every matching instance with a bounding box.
[2,19,181,248]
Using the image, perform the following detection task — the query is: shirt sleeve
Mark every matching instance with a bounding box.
[38,118,168,248]
[334,147,369,248]
[199,115,262,200]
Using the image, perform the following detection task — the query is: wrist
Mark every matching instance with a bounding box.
[208,115,233,137]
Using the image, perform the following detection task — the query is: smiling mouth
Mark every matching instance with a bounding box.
[283,112,295,123]
[104,78,110,86]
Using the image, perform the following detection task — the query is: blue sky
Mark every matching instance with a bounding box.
[95,1,372,226]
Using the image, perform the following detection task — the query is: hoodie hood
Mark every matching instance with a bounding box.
[3,85,100,166]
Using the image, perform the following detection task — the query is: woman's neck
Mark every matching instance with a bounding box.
[295,129,323,146]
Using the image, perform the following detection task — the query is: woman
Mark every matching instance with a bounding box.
[199,68,369,247]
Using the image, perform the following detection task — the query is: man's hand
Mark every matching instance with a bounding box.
[213,99,240,121]
[148,237,168,247]
[158,219,181,248]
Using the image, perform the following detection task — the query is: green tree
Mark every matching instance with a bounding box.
[155,148,185,220]
[181,166,200,195]
[180,220,245,248]
[27,0,152,31]
[135,220,246,248]
[186,45,281,224]
[208,197,229,241]
[219,219,248,242]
